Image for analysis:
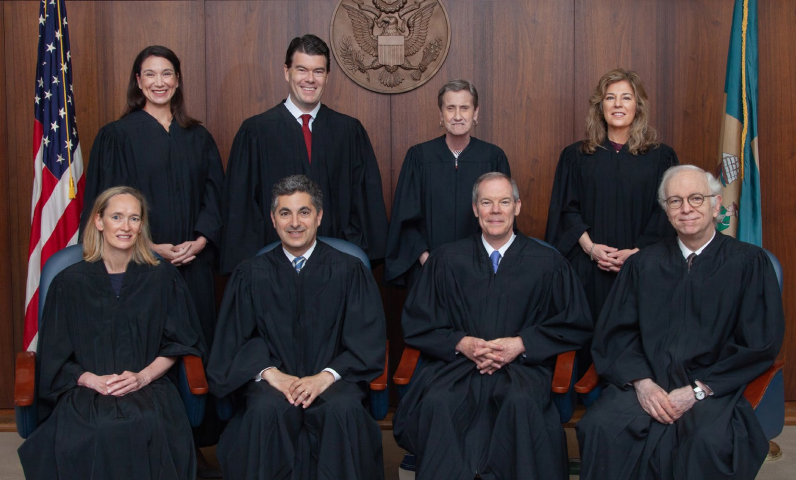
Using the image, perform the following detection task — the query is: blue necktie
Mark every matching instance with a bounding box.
[292,256,306,273]
[490,250,501,273]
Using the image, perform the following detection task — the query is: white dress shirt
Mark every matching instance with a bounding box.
[284,95,321,131]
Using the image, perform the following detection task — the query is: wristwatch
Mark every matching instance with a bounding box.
[692,382,706,401]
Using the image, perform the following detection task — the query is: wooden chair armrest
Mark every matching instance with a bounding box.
[182,355,208,395]
[551,351,576,394]
[574,363,599,394]
[15,351,36,407]
[393,346,421,385]
[370,341,389,391]
[744,360,785,408]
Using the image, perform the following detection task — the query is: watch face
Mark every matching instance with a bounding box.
[694,389,706,400]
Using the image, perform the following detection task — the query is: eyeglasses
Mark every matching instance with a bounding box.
[664,194,717,209]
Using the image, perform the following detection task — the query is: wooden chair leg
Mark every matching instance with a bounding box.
[766,440,782,462]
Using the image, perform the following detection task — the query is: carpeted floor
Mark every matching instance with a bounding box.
[2,427,794,479]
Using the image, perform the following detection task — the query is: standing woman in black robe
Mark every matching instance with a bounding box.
[18,186,205,480]
[385,79,511,287]
[79,45,225,472]
[545,68,678,339]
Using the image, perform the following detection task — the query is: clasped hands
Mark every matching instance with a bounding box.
[78,370,151,396]
[262,369,335,409]
[151,236,207,266]
[632,378,698,425]
[456,336,525,375]
[578,233,637,272]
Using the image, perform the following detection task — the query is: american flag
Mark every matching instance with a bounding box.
[25,0,84,351]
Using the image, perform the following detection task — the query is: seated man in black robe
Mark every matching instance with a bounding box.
[208,175,387,480]
[393,172,593,480]
[220,34,388,273]
[577,165,784,480]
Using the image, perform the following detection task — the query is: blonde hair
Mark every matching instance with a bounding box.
[581,68,659,155]
[82,186,159,266]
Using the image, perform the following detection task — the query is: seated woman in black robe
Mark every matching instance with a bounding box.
[18,186,205,480]
[385,79,511,287]
[545,69,678,370]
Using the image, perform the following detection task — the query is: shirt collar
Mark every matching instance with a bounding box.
[282,240,318,263]
[677,230,716,259]
[284,95,321,123]
[482,233,516,258]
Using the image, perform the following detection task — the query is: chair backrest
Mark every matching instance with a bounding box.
[37,244,84,331]
[763,248,783,293]
[256,236,371,269]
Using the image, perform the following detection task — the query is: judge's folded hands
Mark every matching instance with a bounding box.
[632,378,697,425]
[262,368,336,409]
[456,336,526,375]
[150,236,207,266]
[77,356,177,396]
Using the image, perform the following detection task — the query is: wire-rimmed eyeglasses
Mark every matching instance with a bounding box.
[664,194,717,209]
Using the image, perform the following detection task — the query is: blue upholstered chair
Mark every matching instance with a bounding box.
[215,236,390,422]
[14,244,209,438]
[572,247,787,456]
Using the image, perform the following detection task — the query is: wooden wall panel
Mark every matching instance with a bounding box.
[759,0,796,399]
[0,0,15,407]
[204,0,393,210]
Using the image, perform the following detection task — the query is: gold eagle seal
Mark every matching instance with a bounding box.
[330,0,451,94]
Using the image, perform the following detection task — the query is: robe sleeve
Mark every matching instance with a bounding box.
[545,145,589,256]
[325,261,386,382]
[342,121,388,262]
[79,125,128,240]
[192,132,225,248]
[634,147,679,248]
[496,149,512,176]
[36,274,86,421]
[207,263,277,398]
[220,124,266,274]
[159,268,206,359]
[401,252,467,362]
[591,257,656,386]
[384,147,427,285]
[693,249,785,397]
[517,256,593,364]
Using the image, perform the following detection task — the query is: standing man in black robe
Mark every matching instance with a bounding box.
[393,172,593,480]
[385,79,510,288]
[208,175,386,479]
[577,165,784,480]
[220,34,388,274]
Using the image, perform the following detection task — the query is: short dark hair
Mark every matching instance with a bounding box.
[270,175,324,213]
[437,79,479,109]
[123,45,200,128]
[285,34,331,72]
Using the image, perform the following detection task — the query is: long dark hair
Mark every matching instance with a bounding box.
[122,45,200,128]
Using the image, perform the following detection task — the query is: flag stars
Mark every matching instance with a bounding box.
[56,154,64,164]
[39,15,46,25]
[72,127,78,137]
[35,95,41,105]
[67,95,72,105]
[59,108,66,118]
[43,137,51,147]
[38,77,44,88]
[63,17,68,26]
[44,90,53,101]
[60,62,68,73]
[52,76,59,85]
[51,121,59,132]
[67,51,71,61]
[55,29,61,40]
[65,139,73,151]
[46,42,56,53]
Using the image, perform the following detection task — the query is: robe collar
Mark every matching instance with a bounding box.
[283,95,322,130]
[282,240,318,263]
[677,230,717,260]
[433,134,480,161]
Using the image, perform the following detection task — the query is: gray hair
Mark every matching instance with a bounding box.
[472,172,520,204]
[438,79,479,109]
[270,175,323,213]
[657,164,723,209]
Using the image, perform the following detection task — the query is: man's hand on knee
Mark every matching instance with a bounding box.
[289,372,335,409]
[667,385,697,418]
[262,368,300,404]
[632,378,678,424]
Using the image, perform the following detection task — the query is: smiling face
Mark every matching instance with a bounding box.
[94,193,142,258]
[664,170,721,248]
[439,90,479,138]
[136,55,179,109]
[270,191,323,257]
[473,177,521,249]
[284,52,328,113]
[602,80,637,141]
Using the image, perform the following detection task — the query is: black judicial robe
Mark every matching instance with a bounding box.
[207,241,387,480]
[393,234,593,480]
[576,234,784,480]
[545,140,678,322]
[17,260,205,480]
[80,110,225,348]
[384,135,511,287]
[219,102,388,273]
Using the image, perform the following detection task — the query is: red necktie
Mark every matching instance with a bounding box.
[300,114,312,164]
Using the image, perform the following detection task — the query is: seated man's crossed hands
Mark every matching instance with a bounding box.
[455,336,526,375]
